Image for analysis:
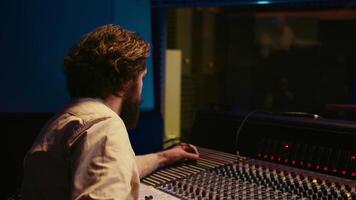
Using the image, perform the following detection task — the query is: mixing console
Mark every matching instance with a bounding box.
[142,147,356,200]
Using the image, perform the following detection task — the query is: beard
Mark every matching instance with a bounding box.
[120,87,143,130]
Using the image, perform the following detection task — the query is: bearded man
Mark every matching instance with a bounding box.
[21,24,199,200]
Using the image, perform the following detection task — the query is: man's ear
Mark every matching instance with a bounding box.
[122,80,133,92]
[114,80,133,97]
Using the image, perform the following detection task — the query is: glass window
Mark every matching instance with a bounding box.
[161,6,356,137]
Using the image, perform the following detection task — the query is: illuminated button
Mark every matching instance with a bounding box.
[346,192,351,198]
[283,144,289,150]
[323,166,328,172]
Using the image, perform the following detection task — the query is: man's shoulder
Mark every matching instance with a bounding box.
[79,115,125,134]
[61,100,127,139]
[35,98,123,146]
[63,98,119,122]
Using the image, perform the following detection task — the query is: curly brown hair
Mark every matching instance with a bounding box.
[63,24,149,98]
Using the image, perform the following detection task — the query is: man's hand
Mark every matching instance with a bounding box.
[136,144,199,178]
[158,144,199,166]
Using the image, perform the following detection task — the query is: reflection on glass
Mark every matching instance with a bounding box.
[165,7,356,136]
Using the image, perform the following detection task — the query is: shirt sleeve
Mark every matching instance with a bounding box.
[68,117,138,200]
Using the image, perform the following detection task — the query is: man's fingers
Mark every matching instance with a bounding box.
[180,143,199,155]
[189,145,199,155]
[183,151,200,160]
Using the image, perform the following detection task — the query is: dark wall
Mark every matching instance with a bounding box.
[0,0,155,112]
[0,0,113,112]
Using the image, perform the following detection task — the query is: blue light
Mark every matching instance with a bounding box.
[257,1,271,4]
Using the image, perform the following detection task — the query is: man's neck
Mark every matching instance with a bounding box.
[103,95,123,115]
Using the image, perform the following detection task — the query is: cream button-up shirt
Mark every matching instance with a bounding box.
[22,98,140,200]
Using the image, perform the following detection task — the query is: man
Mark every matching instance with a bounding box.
[21,24,199,200]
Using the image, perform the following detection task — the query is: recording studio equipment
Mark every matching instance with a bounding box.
[142,111,356,199]
[142,147,355,199]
